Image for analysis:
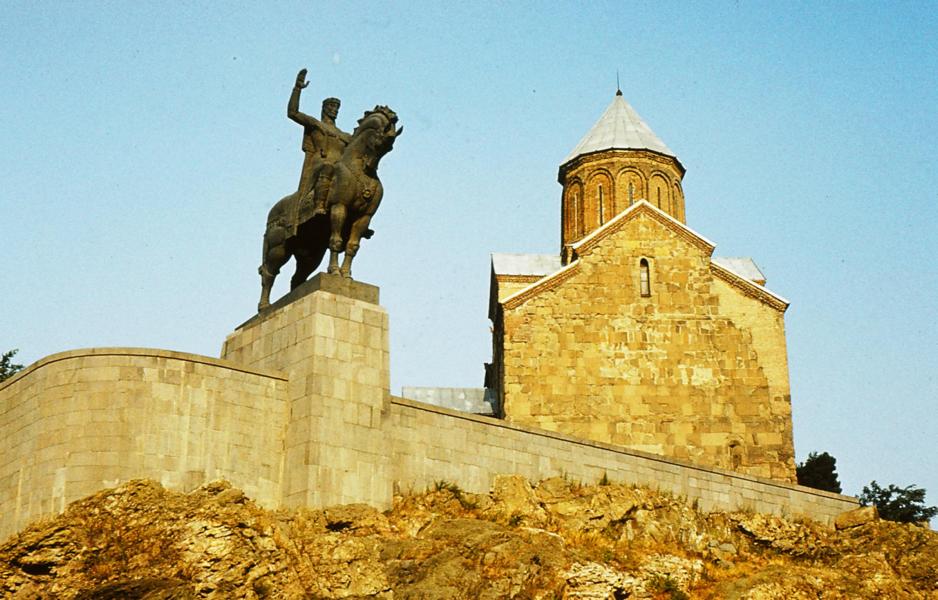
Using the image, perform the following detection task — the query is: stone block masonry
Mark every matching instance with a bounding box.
[0,277,857,540]
[221,273,392,510]
[0,348,288,539]
[386,398,854,524]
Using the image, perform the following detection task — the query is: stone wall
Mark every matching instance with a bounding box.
[0,348,287,540]
[498,204,797,482]
[710,270,794,462]
[387,397,855,525]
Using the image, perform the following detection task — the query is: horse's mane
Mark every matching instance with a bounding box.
[355,105,398,133]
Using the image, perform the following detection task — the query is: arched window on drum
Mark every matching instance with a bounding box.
[586,172,613,231]
[564,185,582,240]
[598,184,606,225]
[617,170,645,212]
[672,181,685,222]
[649,173,671,215]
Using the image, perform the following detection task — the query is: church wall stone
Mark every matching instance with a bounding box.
[499,208,797,482]
[710,275,795,481]
[494,277,541,303]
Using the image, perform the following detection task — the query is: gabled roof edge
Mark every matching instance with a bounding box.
[710,261,790,312]
[571,200,716,257]
[501,261,580,312]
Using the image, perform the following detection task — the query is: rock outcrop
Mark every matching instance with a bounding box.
[1,477,935,598]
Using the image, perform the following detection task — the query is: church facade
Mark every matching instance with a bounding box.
[488,92,797,483]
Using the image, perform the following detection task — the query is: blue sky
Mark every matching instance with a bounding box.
[2,2,936,514]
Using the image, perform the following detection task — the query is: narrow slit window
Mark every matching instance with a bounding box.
[628,181,634,205]
[573,191,580,236]
[598,184,605,225]
[656,188,662,209]
[640,258,651,297]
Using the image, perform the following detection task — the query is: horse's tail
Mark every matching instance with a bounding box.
[259,232,269,275]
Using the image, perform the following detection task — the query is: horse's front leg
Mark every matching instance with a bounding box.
[327,202,347,275]
[339,214,373,279]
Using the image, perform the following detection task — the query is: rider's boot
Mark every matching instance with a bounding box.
[313,171,333,216]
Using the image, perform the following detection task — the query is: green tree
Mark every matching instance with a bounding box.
[796,451,842,493]
[0,349,24,382]
[859,481,938,523]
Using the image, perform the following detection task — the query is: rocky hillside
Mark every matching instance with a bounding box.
[0,476,935,599]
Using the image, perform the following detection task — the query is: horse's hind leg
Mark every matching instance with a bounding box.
[290,252,316,290]
[258,226,290,311]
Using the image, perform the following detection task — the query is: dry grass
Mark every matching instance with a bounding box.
[75,507,190,583]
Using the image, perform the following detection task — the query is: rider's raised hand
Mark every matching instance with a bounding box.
[295,68,309,89]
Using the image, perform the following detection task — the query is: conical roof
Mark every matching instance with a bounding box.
[562,93,676,166]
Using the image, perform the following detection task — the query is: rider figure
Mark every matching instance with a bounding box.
[288,69,351,228]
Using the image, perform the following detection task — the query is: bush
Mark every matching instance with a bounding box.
[796,451,842,493]
[1,349,24,382]
[858,480,937,523]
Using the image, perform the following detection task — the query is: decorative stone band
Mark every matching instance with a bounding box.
[558,148,686,182]
[710,261,790,313]
[495,274,544,284]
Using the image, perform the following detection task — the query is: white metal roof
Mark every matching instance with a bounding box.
[400,387,495,416]
[491,253,561,277]
[562,93,676,165]
[711,257,766,284]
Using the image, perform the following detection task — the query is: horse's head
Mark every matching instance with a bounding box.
[354,106,403,157]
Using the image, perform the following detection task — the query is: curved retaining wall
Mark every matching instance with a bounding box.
[0,348,288,539]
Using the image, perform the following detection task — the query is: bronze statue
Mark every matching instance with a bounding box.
[258,69,401,311]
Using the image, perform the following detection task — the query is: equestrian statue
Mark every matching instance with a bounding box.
[258,68,401,311]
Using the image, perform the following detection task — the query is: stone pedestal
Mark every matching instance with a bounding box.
[221,273,391,508]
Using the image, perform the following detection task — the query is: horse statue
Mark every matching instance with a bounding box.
[258,105,401,311]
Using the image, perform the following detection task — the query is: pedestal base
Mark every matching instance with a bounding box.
[222,272,391,508]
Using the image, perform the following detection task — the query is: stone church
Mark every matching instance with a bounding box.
[485,92,797,483]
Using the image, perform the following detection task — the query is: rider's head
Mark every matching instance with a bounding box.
[322,98,341,121]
